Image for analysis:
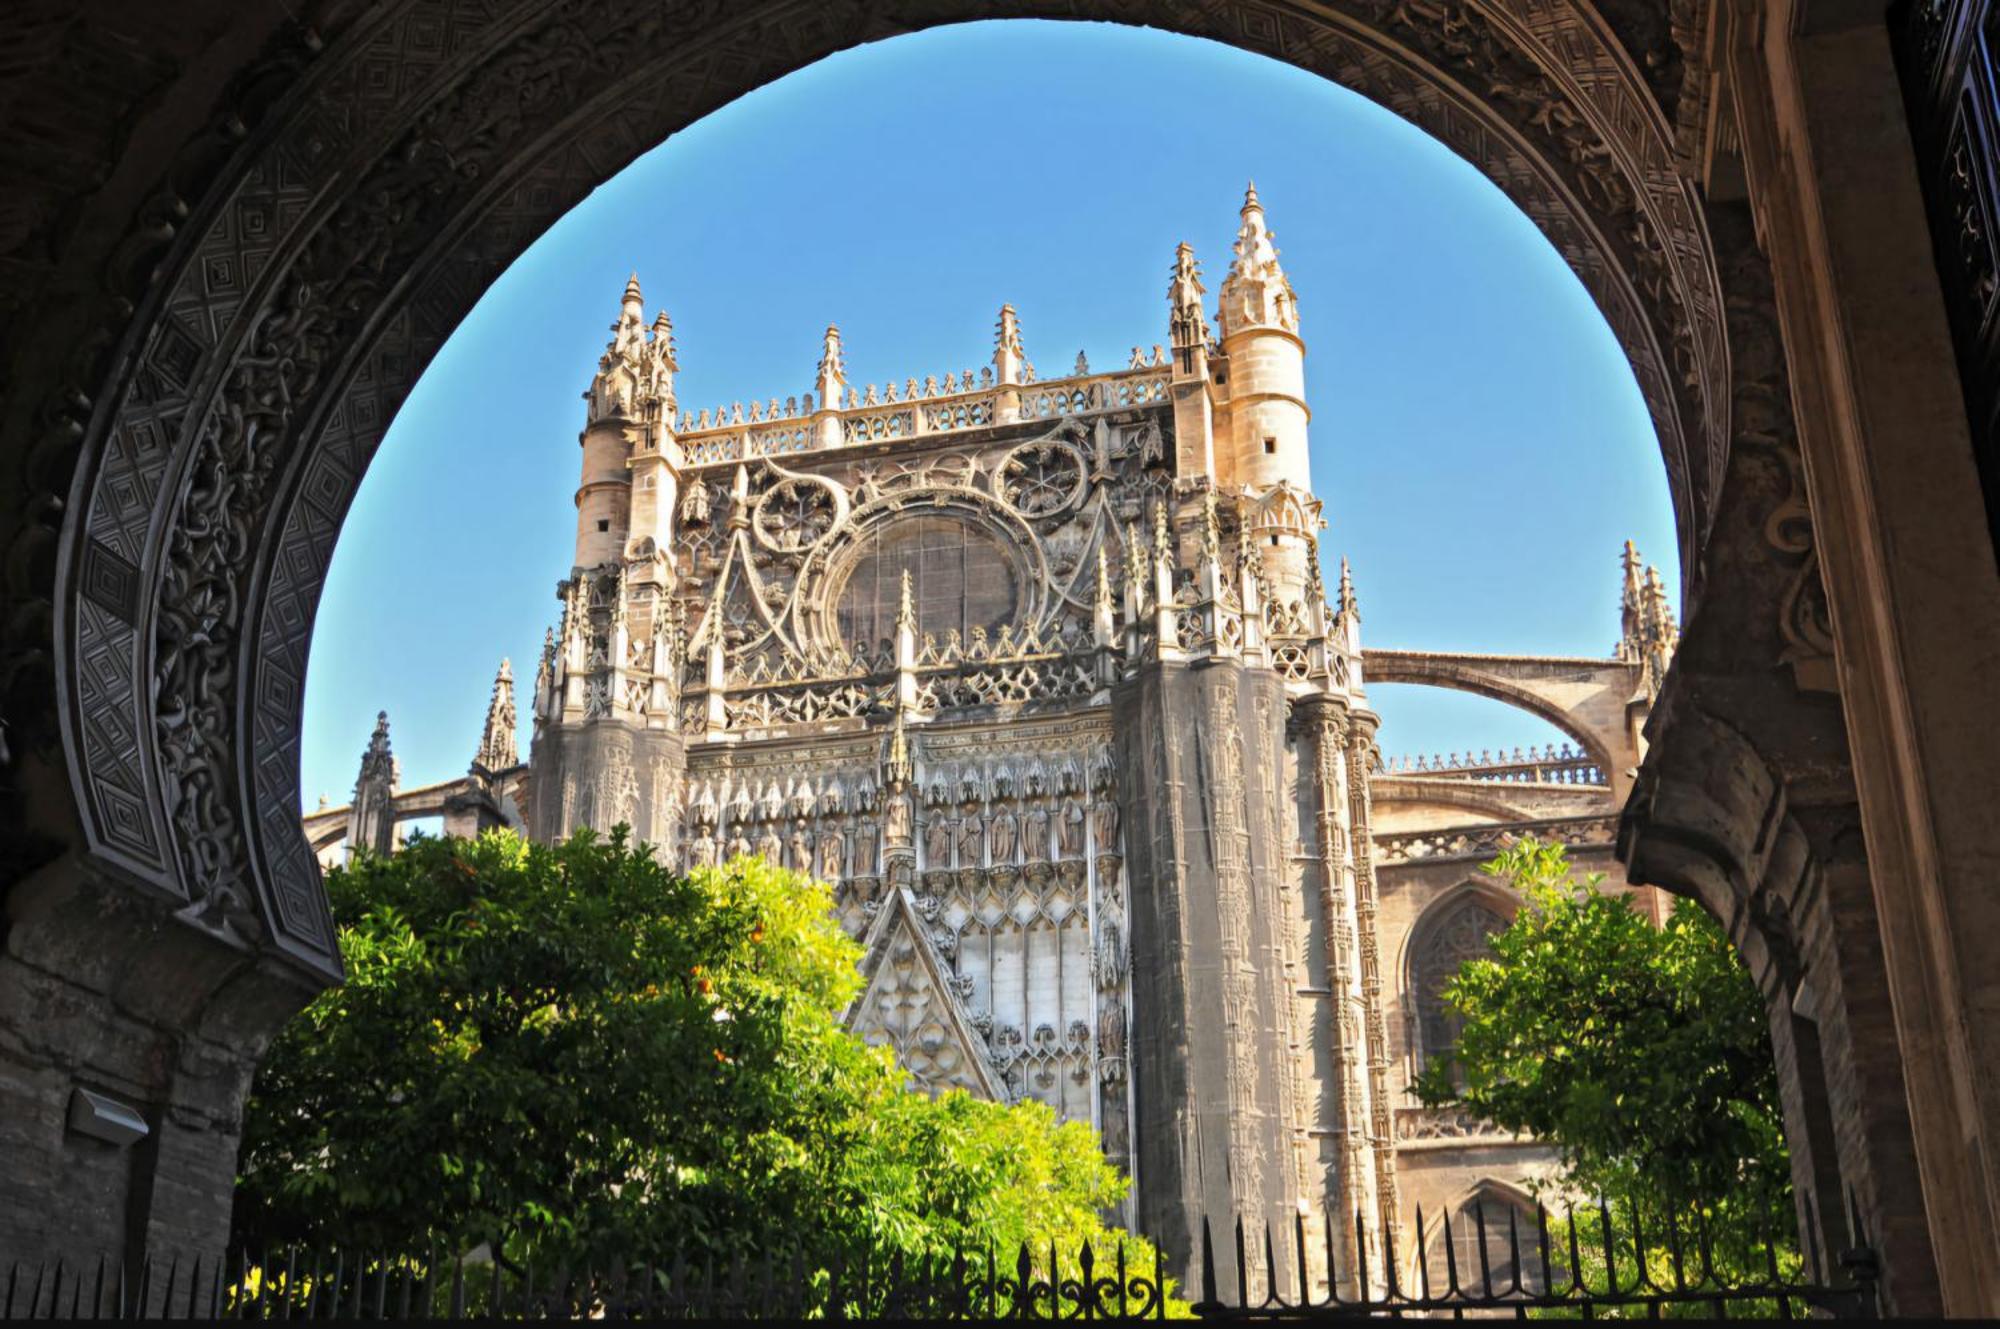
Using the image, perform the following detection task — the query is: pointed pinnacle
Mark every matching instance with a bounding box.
[623,271,643,305]
[1339,556,1357,616]
[1243,179,1262,213]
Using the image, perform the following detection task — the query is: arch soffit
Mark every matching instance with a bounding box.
[35,0,1721,981]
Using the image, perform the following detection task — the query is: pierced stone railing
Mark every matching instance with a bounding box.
[1374,813,1619,865]
[680,619,1112,732]
[1393,1105,1523,1145]
[671,364,1172,467]
[1376,743,1606,786]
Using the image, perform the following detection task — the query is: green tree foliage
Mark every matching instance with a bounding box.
[236,828,1161,1290]
[1413,839,1796,1291]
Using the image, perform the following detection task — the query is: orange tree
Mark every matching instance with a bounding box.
[1414,839,1796,1297]
[235,829,1153,1285]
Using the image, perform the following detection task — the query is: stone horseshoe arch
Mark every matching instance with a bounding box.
[16,4,1725,993]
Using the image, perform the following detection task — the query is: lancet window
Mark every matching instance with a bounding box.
[1409,891,1512,1081]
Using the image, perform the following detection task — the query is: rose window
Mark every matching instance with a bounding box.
[753,476,837,552]
[997,442,1084,516]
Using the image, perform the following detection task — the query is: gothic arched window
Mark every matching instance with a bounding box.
[1410,892,1512,1080]
[1423,1185,1565,1296]
[834,515,1019,647]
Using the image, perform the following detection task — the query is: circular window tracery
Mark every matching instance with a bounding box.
[752,475,839,552]
[995,440,1085,517]
[831,514,1020,649]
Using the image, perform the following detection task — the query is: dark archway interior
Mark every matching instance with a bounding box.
[2,0,1996,1315]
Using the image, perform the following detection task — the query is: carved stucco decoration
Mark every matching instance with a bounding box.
[25,0,1725,979]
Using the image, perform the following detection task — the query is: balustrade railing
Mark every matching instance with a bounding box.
[669,365,1171,467]
[1375,813,1619,864]
[1376,743,1606,786]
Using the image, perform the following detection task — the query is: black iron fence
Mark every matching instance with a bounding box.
[2,1200,1878,1319]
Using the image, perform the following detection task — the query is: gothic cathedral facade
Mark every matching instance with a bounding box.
[315,186,1679,1290]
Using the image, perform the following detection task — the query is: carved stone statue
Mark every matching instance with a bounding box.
[688,835,716,869]
[990,806,1019,863]
[1093,797,1120,850]
[1097,996,1126,1060]
[818,829,845,880]
[886,790,913,845]
[787,825,812,872]
[755,826,782,863]
[956,815,984,867]
[1058,799,1085,858]
[1024,805,1051,862]
[925,814,952,865]
[729,827,753,859]
[851,822,878,876]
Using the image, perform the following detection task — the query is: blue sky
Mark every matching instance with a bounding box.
[299,19,1677,808]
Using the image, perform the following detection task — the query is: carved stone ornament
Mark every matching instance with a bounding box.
[24,0,1725,994]
[994,438,1087,517]
[752,471,846,554]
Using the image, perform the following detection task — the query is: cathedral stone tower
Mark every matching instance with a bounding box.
[513,190,1392,1296]
[526,275,688,844]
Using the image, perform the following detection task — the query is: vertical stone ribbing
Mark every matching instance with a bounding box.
[1301,694,1377,1282]
[1345,721,1402,1250]
[1118,661,1300,1299]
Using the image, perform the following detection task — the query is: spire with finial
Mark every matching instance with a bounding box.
[1199,488,1222,569]
[1124,519,1149,610]
[1152,500,1174,569]
[896,568,917,636]
[1094,543,1119,660]
[1219,181,1298,336]
[644,308,679,419]
[884,708,914,788]
[1337,557,1357,621]
[474,659,519,774]
[1169,243,1206,337]
[588,273,654,422]
[1641,567,1678,656]
[356,711,396,791]
[816,324,846,408]
[1167,240,1211,386]
[1617,539,1646,661]
[994,304,1027,385]
[613,272,646,353]
[348,710,400,856]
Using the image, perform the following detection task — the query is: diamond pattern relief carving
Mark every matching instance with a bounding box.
[849,888,1004,1100]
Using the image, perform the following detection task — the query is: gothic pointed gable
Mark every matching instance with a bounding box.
[847,887,1004,1100]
